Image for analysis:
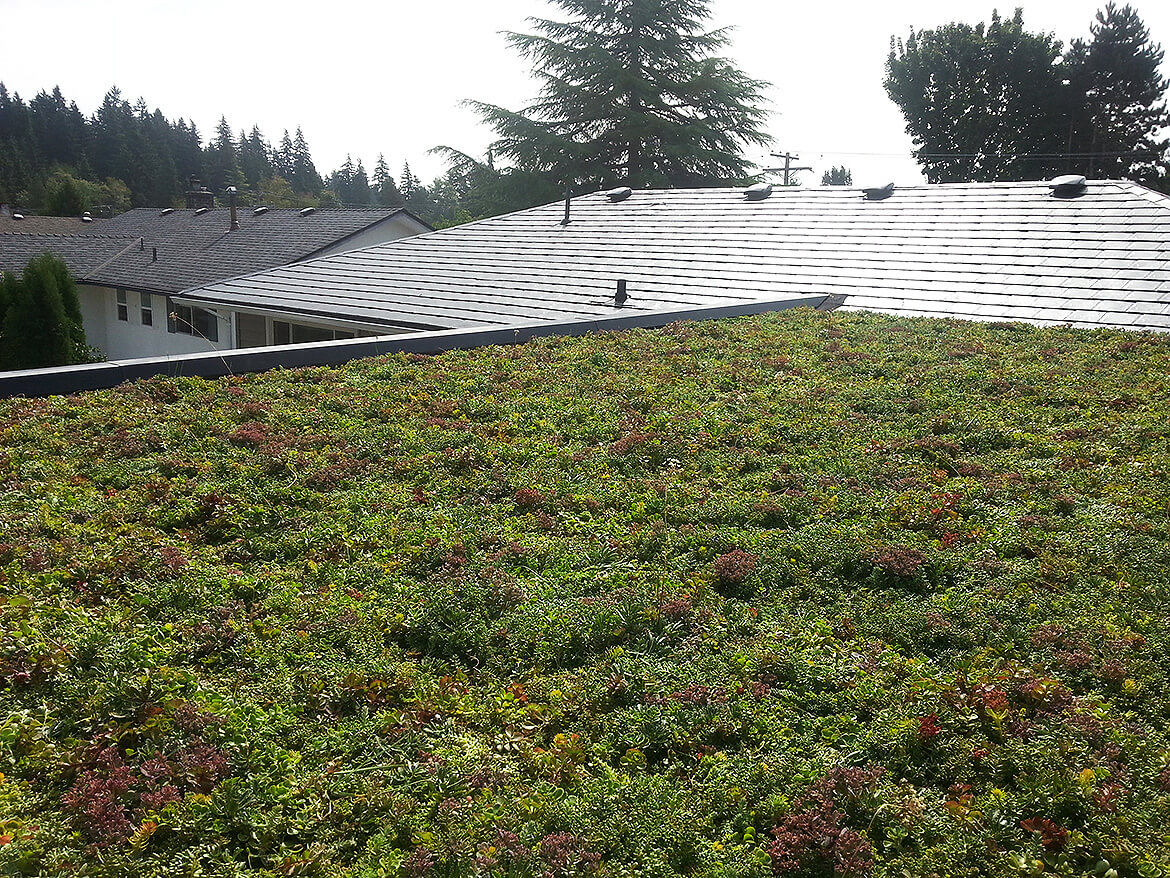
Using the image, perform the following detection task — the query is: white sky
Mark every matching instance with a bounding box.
[3,0,1169,189]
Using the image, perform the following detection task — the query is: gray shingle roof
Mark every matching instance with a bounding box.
[0,215,107,234]
[87,207,424,294]
[0,233,141,277]
[180,180,1170,333]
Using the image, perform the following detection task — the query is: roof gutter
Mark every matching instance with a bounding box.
[0,294,834,398]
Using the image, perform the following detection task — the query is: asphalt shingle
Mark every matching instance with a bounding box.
[180,180,1170,333]
[88,207,421,293]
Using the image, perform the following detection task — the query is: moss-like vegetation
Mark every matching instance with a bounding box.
[2,309,1170,877]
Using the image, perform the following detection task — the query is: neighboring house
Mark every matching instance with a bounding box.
[0,203,431,359]
[180,179,1170,334]
[0,205,104,233]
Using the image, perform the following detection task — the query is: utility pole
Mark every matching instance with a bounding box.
[764,151,813,186]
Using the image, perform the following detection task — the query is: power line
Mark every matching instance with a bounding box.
[783,148,1162,159]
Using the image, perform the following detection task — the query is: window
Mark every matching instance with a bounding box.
[166,297,219,343]
[140,292,153,327]
[236,312,267,348]
[116,289,128,321]
[272,320,356,345]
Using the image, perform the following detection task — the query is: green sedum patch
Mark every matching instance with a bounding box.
[2,309,1170,878]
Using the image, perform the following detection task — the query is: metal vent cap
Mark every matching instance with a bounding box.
[862,183,895,200]
[745,182,773,200]
[1048,175,1088,197]
[604,186,632,202]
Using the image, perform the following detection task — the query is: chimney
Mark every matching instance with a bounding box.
[185,176,214,210]
[227,187,240,231]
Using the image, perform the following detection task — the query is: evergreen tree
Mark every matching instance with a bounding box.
[239,125,272,189]
[468,0,771,190]
[821,165,853,186]
[274,129,294,180]
[290,127,320,194]
[0,254,88,370]
[400,162,420,199]
[205,116,242,192]
[1065,3,1169,185]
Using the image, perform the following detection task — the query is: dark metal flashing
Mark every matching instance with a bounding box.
[0,295,828,398]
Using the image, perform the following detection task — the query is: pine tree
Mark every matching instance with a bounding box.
[1065,3,1169,185]
[468,0,771,190]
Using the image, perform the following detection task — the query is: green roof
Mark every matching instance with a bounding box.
[2,309,1169,876]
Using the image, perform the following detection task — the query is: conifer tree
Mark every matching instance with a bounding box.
[205,117,242,192]
[274,130,295,180]
[1065,3,1169,184]
[291,127,320,194]
[400,162,420,199]
[468,0,771,190]
[0,254,88,370]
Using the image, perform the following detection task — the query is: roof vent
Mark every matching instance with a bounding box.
[862,183,895,200]
[194,207,210,216]
[1048,174,1087,198]
[159,208,175,216]
[12,213,24,221]
[252,206,270,216]
[744,182,773,200]
[605,186,633,203]
[81,215,93,223]
[299,207,316,217]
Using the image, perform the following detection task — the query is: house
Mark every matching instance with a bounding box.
[0,201,431,359]
[178,178,1170,334]
[0,204,104,233]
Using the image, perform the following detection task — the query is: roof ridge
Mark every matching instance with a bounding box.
[0,231,140,241]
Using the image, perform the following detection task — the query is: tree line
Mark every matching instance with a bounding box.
[2,0,1167,238]
[0,84,480,226]
[885,3,1169,188]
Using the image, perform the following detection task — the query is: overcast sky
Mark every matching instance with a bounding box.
[3,0,1169,189]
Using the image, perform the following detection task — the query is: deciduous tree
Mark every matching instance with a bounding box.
[885,5,1169,187]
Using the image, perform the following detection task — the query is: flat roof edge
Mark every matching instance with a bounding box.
[0,295,830,398]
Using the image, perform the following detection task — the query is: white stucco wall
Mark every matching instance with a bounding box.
[313,214,431,258]
[79,285,233,361]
